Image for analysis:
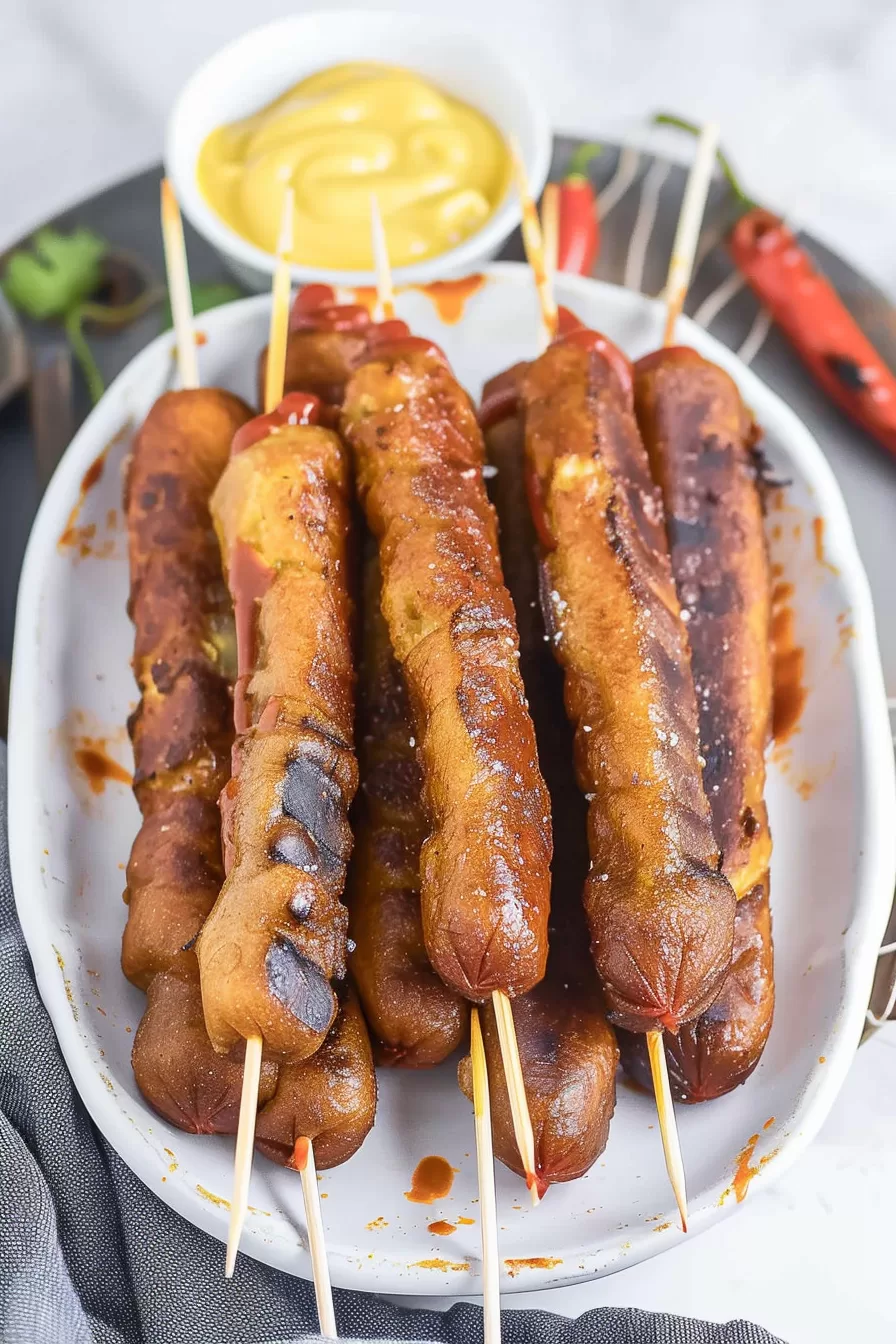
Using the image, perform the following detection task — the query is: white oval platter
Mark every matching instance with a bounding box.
[8,265,895,1296]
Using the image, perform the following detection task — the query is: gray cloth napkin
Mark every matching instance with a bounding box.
[0,743,785,1344]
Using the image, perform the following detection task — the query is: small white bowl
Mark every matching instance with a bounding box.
[165,11,551,291]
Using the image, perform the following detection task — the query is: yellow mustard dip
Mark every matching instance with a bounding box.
[197,62,511,269]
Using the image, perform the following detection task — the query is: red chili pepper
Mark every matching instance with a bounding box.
[729,209,896,456]
[556,142,602,275]
[656,113,896,458]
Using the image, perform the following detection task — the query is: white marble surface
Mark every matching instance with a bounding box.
[2,3,895,1341]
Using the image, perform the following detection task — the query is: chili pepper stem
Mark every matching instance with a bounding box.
[653,112,757,213]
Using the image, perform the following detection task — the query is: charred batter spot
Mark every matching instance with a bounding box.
[281,747,351,863]
[825,354,867,390]
[741,806,759,838]
[668,515,711,550]
[265,939,334,1032]
[697,574,739,617]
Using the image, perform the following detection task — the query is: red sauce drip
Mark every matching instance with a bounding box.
[732,1133,761,1202]
[73,738,131,794]
[417,274,486,324]
[771,581,807,743]
[557,304,585,335]
[289,288,450,371]
[291,1136,310,1172]
[58,445,111,551]
[404,1155,457,1204]
[289,284,372,332]
[427,1220,457,1236]
[231,392,322,456]
[361,324,449,369]
[230,539,275,733]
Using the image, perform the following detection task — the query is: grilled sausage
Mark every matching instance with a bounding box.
[122,389,250,987]
[196,396,357,1061]
[121,387,283,1131]
[133,969,278,1132]
[633,349,773,899]
[519,333,735,1033]
[273,293,470,1064]
[616,348,775,1099]
[349,542,469,1065]
[341,343,552,1002]
[456,383,618,1190]
[255,987,377,1168]
[618,882,773,1101]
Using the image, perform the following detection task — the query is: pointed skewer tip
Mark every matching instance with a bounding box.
[647,1030,689,1234]
[491,989,540,1202]
[225,1033,264,1277]
[471,1007,502,1344]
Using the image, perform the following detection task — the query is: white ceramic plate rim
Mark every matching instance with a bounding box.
[8,265,896,1294]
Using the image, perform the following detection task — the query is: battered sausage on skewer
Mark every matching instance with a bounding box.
[123,389,250,988]
[518,332,736,1033]
[619,883,773,1101]
[122,388,283,1131]
[255,987,377,1168]
[617,348,775,1099]
[457,378,618,1191]
[271,292,470,1064]
[349,543,469,1066]
[633,349,772,901]
[341,340,552,1003]
[196,395,358,1061]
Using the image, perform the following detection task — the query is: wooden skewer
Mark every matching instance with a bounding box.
[160,179,199,390]
[644,120,721,1237]
[471,1008,501,1344]
[369,194,395,321]
[541,183,560,298]
[366,193,542,1206]
[661,121,720,346]
[492,989,540,1206]
[226,192,337,1328]
[264,185,295,413]
[225,1034,263,1276]
[647,1032,688,1234]
[293,1138,337,1337]
[509,140,558,353]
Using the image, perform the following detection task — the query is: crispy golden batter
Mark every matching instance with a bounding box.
[197,421,357,1060]
[633,349,772,899]
[123,389,249,983]
[255,988,377,1169]
[133,969,278,1132]
[520,338,735,1032]
[619,882,773,1101]
[617,348,775,1099]
[341,349,552,1001]
[123,387,266,1131]
[457,395,618,1190]
[349,543,469,1066]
